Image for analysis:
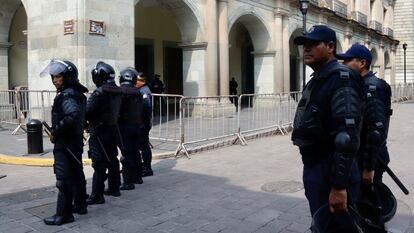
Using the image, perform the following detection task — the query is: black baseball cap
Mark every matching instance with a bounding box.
[294,25,337,45]
[336,43,372,66]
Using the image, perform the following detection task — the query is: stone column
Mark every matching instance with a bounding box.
[0,43,12,89]
[379,42,385,79]
[253,51,275,94]
[205,0,219,96]
[390,45,397,85]
[344,28,353,50]
[274,13,283,93]
[218,0,229,96]
[282,15,290,92]
[179,42,208,97]
[26,0,135,91]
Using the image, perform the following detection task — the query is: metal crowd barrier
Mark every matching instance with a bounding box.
[150,94,183,144]
[175,96,243,157]
[391,83,414,102]
[0,90,19,126]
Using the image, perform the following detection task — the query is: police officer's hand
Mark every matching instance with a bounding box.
[363,169,375,185]
[329,188,347,213]
[49,135,55,144]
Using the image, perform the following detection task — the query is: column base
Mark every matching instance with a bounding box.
[187,99,237,118]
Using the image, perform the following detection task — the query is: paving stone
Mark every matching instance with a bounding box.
[286,222,310,233]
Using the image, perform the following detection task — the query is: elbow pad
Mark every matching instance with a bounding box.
[331,130,359,189]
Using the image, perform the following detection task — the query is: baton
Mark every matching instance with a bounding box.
[96,135,111,163]
[42,121,82,166]
[377,157,409,195]
[0,175,6,180]
[116,124,125,152]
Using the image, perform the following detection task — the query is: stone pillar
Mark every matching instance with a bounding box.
[218,0,229,96]
[274,13,283,93]
[379,42,385,79]
[390,45,397,85]
[205,0,219,96]
[180,42,208,97]
[0,43,12,89]
[253,51,275,94]
[344,28,353,50]
[282,15,290,92]
[26,0,135,91]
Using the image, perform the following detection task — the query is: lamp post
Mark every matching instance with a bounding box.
[299,0,309,90]
[403,42,407,84]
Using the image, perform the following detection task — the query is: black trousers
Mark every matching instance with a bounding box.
[88,126,120,196]
[119,123,142,184]
[53,139,86,216]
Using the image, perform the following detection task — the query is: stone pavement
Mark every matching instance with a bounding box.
[0,102,413,233]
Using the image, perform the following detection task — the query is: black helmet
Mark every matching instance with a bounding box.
[91,61,116,86]
[356,182,397,225]
[40,59,79,86]
[311,204,364,233]
[119,67,139,85]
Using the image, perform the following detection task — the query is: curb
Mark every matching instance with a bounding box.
[0,154,92,167]
[0,151,174,167]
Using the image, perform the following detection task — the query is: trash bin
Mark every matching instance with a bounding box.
[27,119,44,154]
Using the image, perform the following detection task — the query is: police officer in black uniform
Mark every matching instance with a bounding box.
[136,72,153,177]
[118,67,144,190]
[291,25,364,218]
[336,43,392,185]
[86,61,122,205]
[41,59,89,225]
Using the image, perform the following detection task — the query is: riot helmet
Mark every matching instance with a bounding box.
[119,67,139,85]
[356,182,397,225]
[91,61,116,86]
[311,204,364,233]
[40,59,79,86]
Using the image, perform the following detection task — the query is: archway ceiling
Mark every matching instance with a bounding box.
[231,14,271,52]
[136,0,202,42]
[0,0,22,42]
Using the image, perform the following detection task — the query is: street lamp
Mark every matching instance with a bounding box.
[403,42,407,84]
[299,0,309,90]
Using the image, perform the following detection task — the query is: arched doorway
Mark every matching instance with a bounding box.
[8,3,27,90]
[371,48,380,75]
[228,14,273,94]
[384,51,391,83]
[289,29,302,92]
[134,0,203,95]
[229,23,254,95]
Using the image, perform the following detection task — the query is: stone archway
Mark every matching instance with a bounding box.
[371,47,380,75]
[384,51,391,83]
[289,28,303,92]
[0,0,26,89]
[135,0,204,96]
[228,13,273,94]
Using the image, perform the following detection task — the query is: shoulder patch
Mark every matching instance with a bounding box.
[143,94,148,99]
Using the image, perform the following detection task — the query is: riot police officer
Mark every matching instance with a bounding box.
[291,25,364,217]
[86,61,122,205]
[118,67,144,190]
[336,43,392,185]
[337,44,394,229]
[136,72,153,177]
[40,59,88,225]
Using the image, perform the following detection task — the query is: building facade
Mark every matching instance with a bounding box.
[0,0,399,95]
[394,0,414,84]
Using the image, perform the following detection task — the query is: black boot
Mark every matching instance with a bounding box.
[120,183,135,190]
[44,215,74,226]
[86,194,105,205]
[142,166,153,177]
[72,204,88,215]
[104,188,121,197]
[134,177,143,184]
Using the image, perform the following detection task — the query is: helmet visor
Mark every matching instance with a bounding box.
[40,60,68,77]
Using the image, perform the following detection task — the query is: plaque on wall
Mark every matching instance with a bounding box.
[64,20,75,34]
[89,20,105,36]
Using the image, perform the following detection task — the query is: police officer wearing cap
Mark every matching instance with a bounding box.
[135,72,153,177]
[85,61,122,205]
[291,25,364,217]
[336,43,392,185]
[118,67,144,190]
[40,59,89,225]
